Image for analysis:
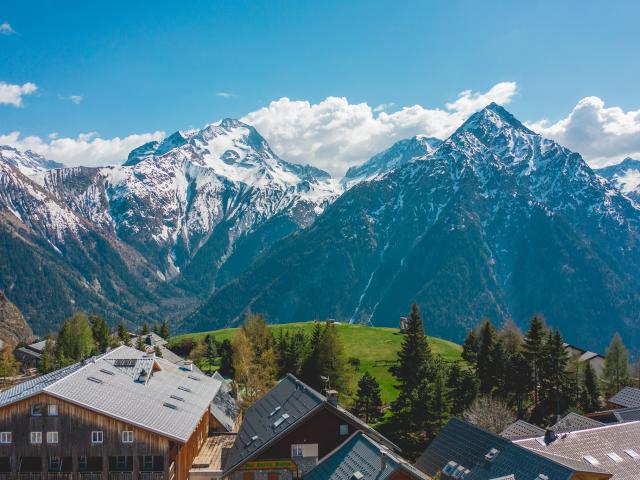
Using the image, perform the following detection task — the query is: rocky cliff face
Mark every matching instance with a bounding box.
[0,291,35,347]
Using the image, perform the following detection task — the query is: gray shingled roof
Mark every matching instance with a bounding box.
[551,412,605,433]
[0,346,222,443]
[415,418,602,480]
[0,360,86,407]
[223,374,396,476]
[305,432,428,480]
[515,421,640,479]
[209,372,239,432]
[500,420,545,440]
[609,386,640,408]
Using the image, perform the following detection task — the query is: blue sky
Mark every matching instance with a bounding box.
[1,0,640,175]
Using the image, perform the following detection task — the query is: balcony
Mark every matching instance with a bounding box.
[18,474,43,480]
[138,473,163,480]
[47,474,73,480]
[108,473,132,480]
[79,473,104,480]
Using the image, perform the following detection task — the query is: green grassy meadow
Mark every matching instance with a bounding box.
[171,322,462,403]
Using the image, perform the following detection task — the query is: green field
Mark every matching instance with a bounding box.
[171,322,462,403]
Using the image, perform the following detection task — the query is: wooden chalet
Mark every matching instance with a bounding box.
[0,345,236,480]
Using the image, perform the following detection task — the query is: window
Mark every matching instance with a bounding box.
[48,404,58,416]
[79,457,88,471]
[49,457,61,472]
[116,456,127,470]
[607,453,624,463]
[0,432,11,444]
[242,473,255,480]
[31,432,43,444]
[31,404,43,416]
[122,431,134,443]
[91,431,104,444]
[583,455,600,465]
[625,449,640,459]
[143,456,153,471]
[339,424,349,436]
[47,431,59,444]
[291,444,303,457]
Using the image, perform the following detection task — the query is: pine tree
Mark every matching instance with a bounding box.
[117,321,131,346]
[317,321,351,394]
[136,335,146,352]
[39,338,56,373]
[447,362,478,416]
[423,362,451,441]
[90,315,111,353]
[301,322,323,390]
[159,320,170,340]
[152,321,160,335]
[0,345,20,378]
[142,321,150,335]
[504,351,532,416]
[390,303,433,417]
[539,329,568,416]
[218,339,234,378]
[523,315,546,404]
[353,372,383,424]
[56,313,95,363]
[580,362,600,412]
[461,329,478,365]
[204,334,218,371]
[603,333,630,395]
[476,319,498,394]
[153,345,162,357]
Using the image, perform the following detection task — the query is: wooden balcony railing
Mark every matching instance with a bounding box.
[108,472,132,480]
[78,473,103,480]
[47,473,73,480]
[138,472,163,480]
[18,473,42,480]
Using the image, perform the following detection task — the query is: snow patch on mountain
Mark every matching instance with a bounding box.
[0,145,64,176]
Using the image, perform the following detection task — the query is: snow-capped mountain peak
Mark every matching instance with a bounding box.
[596,157,640,201]
[342,135,442,188]
[0,145,63,176]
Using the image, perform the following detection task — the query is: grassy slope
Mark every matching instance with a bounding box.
[172,322,462,403]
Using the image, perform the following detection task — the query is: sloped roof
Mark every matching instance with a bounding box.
[515,421,640,479]
[551,412,605,433]
[609,386,640,408]
[415,418,602,480]
[223,374,396,475]
[500,420,545,440]
[210,371,240,432]
[305,432,428,480]
[0,346,222,443]
[0,360,86,408]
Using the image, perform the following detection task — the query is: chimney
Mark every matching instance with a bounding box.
[380,449,389,471]
[183,360,193,371]
[326,390,338,406]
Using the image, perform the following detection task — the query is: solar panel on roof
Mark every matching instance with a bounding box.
[114,359,137,367]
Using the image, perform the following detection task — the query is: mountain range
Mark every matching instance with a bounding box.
[1,105,639,351]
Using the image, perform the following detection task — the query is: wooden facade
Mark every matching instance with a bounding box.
[0,392,208,480]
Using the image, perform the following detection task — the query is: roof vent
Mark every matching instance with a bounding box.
[87,376,103,384]
[170,394,184,402]
[544,429,557,445]
[99,368,115,376]
[244,435,259,448]
[351,472,364,480]
[452,466,468,479]
[326,390,338,406]
[188,374,201,381]
[178,386,192,393]
[181,361,193,372]
[138,368,148,383]
[163,402,178,410]
[484,448,499,462]
[535,475,549,480]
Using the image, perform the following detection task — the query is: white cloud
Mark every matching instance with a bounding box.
[528,97,640,168]
[216,92,236,98]
[0,22,15,35]
[373,103,396,113]
[0,81,38,107]
[0,130,165,167]
[60,94,83,104]
[241,82,517,176]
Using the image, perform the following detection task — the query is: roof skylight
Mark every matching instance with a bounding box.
[87,376,103,384]
[583,455,599,465]
[269,406,281,417]
[625,449,640,459]
[99,369,115,375]
[273,413,290,428]
[163,402,178,410]
[607,453,624,463]
[178,386,192,393]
